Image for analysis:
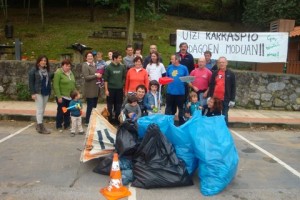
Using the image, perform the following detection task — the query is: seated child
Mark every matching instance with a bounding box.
[95,51,106,88]
[184,91,201,119]
[202,97,223,117]
[69,90,84,137]
[144,80,160,113]
[123,94,141,122]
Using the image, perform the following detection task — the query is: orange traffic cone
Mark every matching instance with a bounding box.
[100,153,131,200]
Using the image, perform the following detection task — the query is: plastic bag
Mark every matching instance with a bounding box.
[137,114,173,138]
[93,154,134,185]
[92,153,113,175]
[115,121,138,157]
[187,111,239,196]
[132,124,193,189]
[167,120,199,175]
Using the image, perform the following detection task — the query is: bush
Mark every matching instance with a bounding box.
[16,83,31,101]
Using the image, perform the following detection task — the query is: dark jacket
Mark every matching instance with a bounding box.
[28,67,53,95]
[208,69,236,102]
[176,52,194,74]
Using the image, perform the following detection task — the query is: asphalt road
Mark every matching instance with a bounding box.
[0,121,299,200]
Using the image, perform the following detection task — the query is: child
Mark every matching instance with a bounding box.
[144,80,160,113]
[134,49,143,59]
[202,97,223,117]
[95,51,106,88]
[69,90,84,136]
[185,91,201,119]
[123,94,141,122]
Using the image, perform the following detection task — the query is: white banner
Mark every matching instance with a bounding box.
[176,30,289,63]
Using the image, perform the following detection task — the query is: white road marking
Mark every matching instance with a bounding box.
[0,123,35,144]
[128,183,136,200]
[231,129,300,179]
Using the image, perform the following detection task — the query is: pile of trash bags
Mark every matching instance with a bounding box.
[93,111,239,196]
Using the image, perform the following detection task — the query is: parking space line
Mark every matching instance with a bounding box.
[0,122,35,144]
[231,129,300,179]
[128,184,136,200]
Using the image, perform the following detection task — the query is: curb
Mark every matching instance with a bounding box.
[1,114,299,129]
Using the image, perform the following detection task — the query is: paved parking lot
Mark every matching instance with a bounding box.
[0,120,299,200]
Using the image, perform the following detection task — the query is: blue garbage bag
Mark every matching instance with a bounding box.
[167,120,199,175]
[120,157,133,185]
[187,111,239,196]
[137,114,173,138]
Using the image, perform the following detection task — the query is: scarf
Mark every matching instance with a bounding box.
[39,68,49,87]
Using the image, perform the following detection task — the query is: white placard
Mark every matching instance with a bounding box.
[176,30,289,63]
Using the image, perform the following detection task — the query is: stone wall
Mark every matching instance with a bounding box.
[0,61,299,111]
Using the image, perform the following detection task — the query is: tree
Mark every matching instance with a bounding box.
[242,0,300,29]
[1,0,8,21]
[40,0,44,30]
[127,0,134,45]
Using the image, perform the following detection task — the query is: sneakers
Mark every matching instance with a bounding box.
[78,131,85,135]
[57,128,63,133]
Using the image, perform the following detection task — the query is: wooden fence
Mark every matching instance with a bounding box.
[287,60,300,75]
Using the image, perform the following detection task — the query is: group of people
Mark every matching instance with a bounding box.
[28,42,236,135]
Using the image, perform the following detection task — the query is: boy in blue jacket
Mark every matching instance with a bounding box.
[69,90,84,136]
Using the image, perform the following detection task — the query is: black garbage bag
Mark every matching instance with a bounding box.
[115,121,139,157]
[93,154,134,185]
[92,153,113,175]
[132,124,193,189]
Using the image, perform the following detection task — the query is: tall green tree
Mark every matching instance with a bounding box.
[242,0,300,29]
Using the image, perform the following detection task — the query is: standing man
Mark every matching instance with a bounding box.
[189,56,212,106]
[123,45,135,71]
[177,42,194,74]
[143,44,163,68]
[204,50,217,71]
[165,54,189,125]
[103,51,126,125]
[208,56,236,126]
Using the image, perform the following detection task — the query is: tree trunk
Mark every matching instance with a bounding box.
[127,0,135,45]
[40,0,44,30]
[89,0,95,22]
[27,0,30,23]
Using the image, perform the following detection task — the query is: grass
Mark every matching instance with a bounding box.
[0,7,246,66]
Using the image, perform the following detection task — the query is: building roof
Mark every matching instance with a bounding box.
[290,26,300,37]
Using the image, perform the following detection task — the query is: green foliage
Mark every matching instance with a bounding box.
[242,0,300,29]
[16,83,31,101]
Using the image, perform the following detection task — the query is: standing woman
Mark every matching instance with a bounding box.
[146,52,166,81]
[28,55,53,134]
[53,59,76,132]
[124,56,149,94]
[82,51,101,126]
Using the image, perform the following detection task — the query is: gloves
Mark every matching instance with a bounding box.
[228,101,235,107]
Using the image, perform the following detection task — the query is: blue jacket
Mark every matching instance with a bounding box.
[69,99,82,117]
[144,92,160,110]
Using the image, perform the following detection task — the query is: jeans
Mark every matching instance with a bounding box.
[35,94,49,124]
[106,88,123,122]
[222,100,230,126]
[85,97,98,124]
[198,92,207,107]
[55,97,71,129]
[165,94,186,125]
